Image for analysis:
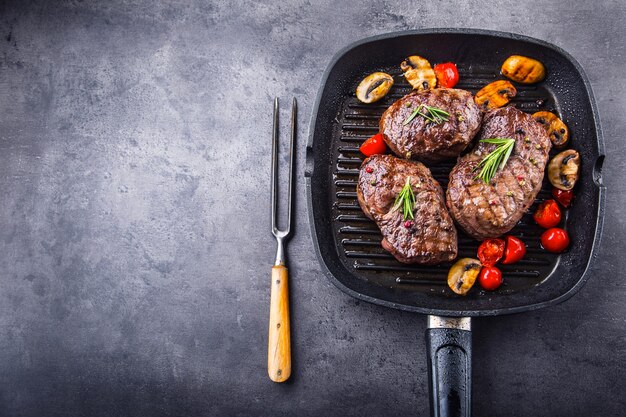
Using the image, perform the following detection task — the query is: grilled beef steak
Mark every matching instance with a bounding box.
[357,154,458,264]
[379,88,482,162]
[447,106,552,240]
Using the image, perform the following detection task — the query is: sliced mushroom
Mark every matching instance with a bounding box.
[447,258,482,295]
[532,111,569,148]
[548,150,580,191]
[400,56,436,91]
[501,55,546,84]
[356,72,394,104]
[474,80,517,109]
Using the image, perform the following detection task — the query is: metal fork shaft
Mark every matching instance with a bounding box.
[274,236,285,266]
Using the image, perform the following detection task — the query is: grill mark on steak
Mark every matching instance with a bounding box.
[357,154,458,264]
[446,106,552,240]
[379,88,483,163]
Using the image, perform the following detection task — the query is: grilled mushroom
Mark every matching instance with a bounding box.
[356,72,394,104]
[533,111,569,148]
[501,55,546,84]
[548,150,580,190]
[447,258,481,295]
[474,80,517,109]
[400,56,436,91]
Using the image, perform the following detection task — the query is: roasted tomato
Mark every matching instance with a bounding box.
[360,133,387,156]
[434,62,459,88]
[477,238,505,266]
[552,188,574,208]
[533,200,562,229]
[541,228,570,253]
[502,236,526,264]
[478,266,503,291]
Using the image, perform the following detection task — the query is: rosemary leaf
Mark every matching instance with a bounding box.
[393,177,416,220]
[403,104,449,126]
[473,138,515,184]
[403,104,424,125]
[417,109,436,123]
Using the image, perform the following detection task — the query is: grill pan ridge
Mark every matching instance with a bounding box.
[306,29,605,317]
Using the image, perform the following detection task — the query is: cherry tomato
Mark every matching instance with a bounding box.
[502,235,526,265]
[552,188,574,208]
[478,266,503,291]
[533,199,562,229]
[434,63,459,88]
[541,228,570,253]
[477,238,505,266]
[360,133,387,156]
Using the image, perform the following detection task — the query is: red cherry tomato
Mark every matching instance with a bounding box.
[533,199,562,229]
[359,133,387,156]
[502,235,526,265]
[477,238,505,266]
[434,63,460,88]
[541,228,570,253]
[552,188,574,208]
[478,266,503,291]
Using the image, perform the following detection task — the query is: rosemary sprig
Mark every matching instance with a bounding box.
[473,138,515,184]
[403,104,450,126]
[393,177,416,220]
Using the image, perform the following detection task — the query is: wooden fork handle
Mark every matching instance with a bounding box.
[268,265,291,382]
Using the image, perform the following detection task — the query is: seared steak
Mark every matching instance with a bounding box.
[380,88,482,162]
[357,154,458,264]
[446,106,552,240]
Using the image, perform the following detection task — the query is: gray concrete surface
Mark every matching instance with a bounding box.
[0,1,624,416]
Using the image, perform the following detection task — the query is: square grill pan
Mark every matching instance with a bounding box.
[305,29,605,317]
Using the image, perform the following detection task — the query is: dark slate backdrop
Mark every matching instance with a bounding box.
[0,1,624,416]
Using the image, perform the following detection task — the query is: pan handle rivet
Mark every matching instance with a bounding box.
[276,280,280,284]
[277,323,281,328]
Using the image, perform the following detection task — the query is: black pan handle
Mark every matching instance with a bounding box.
[426,316,472,417]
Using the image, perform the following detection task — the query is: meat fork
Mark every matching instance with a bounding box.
[268,97,296,382]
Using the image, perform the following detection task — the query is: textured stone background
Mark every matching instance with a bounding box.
[0,1,624,416]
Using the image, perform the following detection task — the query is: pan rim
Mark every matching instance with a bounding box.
[305,28,605,317]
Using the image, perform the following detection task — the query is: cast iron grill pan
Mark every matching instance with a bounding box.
[306,30,604,317]
[334,68,556,293]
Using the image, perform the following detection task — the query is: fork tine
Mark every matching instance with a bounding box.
[271,98,279,235]
[285,98,297,234]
